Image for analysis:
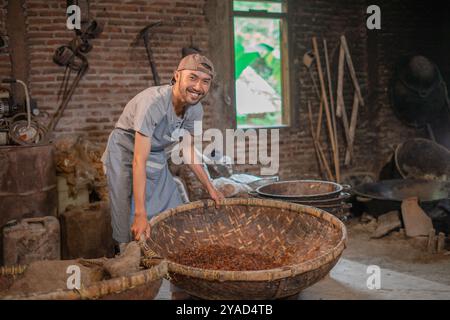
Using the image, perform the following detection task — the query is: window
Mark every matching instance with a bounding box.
[232,0,290,128]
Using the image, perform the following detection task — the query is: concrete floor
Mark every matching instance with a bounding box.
[154,218,450,300]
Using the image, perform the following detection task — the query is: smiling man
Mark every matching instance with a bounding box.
[102,54,224,251]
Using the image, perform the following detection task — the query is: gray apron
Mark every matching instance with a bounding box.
[102,111,185,243]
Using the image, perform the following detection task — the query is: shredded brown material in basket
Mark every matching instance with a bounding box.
[169,245,292,271]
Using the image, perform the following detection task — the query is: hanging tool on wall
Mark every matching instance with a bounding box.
[47,19,102,140]
[49,51,89,135]
[0,32,45,146]
[133,21,162,86]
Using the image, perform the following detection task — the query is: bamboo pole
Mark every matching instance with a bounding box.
[336,42,353,160]
[308,101,333,180]
[345,92,360,165]
[312,37,337,182]
[324,39,340,182]
[315,98,324,139]
[340,35,365,107]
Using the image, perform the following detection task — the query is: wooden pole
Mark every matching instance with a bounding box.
[324,39,340,182]
[316,142,334,181]
[316,98,324,139]
[336,42,353,160]
[345,92,360,165]
[312,37,337,182]
[340,35,365,107]
[308,101,326,179]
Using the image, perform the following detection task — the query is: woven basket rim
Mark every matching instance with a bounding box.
[149,198,347,282]
[1,261,168,300]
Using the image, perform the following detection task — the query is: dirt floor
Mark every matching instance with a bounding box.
[342,218,450,286]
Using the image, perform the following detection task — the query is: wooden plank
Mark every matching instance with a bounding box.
[401,197,434,238]
[340,35,365,107]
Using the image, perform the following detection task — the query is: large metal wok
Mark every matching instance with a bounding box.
[353,179,450,215]
[354,179,449,202]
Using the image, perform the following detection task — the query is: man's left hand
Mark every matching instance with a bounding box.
[209,188,225,208]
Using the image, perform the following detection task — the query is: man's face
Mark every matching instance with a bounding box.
[174,70,212,105]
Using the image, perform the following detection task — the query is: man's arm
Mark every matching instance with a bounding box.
[131,132,151,241]
[187,141,224,206]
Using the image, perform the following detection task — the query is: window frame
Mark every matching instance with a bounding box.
[230,0,292,129]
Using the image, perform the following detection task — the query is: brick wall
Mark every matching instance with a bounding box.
[24,0,210,139]
[2,0,448,181]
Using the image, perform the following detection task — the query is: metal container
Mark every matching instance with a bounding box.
[60,201,115,259]
[0,144,57,264]
[2,216,60,266]
[353,179,450,216]
[251,190,352,220]
[353,179,449,202]
[255,180,348,201]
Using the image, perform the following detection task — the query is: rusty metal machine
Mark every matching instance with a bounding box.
[0,78,47,146]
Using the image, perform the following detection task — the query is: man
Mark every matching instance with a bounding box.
[102,54,224,250]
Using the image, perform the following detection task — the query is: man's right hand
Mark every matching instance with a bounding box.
[131,213,150,241]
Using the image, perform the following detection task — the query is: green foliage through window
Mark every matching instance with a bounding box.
[233,3,285,128]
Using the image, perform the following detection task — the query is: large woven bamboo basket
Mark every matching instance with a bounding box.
[0,261,167,300]
[148,198,347,300]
